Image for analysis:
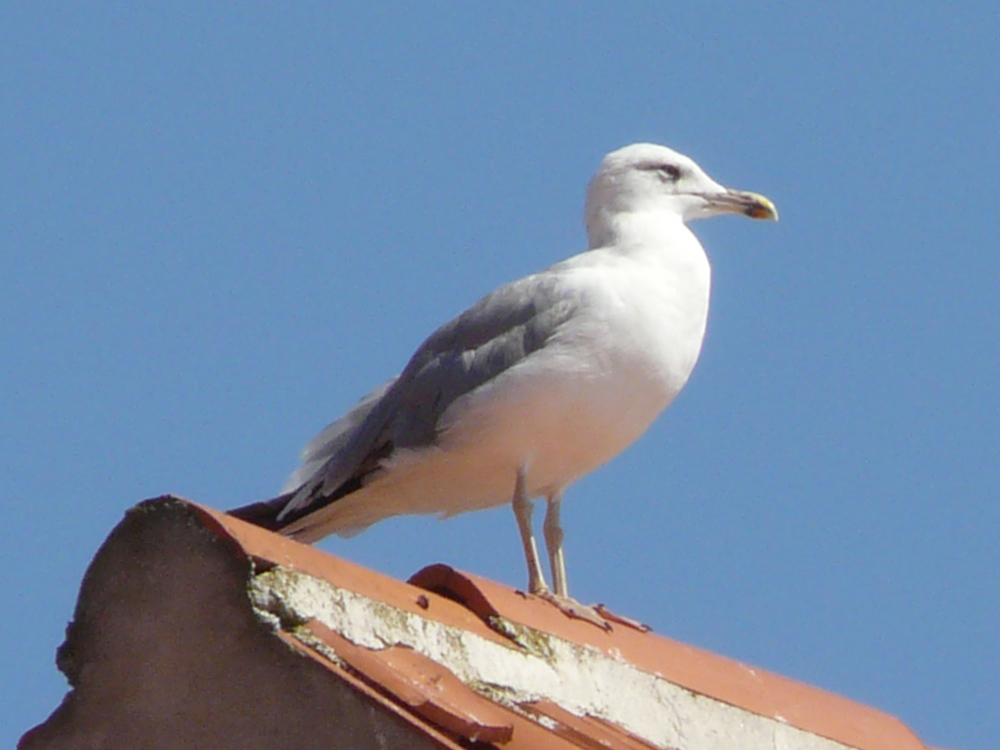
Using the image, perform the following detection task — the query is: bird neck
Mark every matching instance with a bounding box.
[586,209,692,252]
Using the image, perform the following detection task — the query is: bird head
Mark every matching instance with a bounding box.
[584,143,777,246]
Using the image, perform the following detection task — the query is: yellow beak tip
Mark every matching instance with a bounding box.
[747,195,778,221]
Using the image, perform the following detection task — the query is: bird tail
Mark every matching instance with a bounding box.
[227,492,298,532]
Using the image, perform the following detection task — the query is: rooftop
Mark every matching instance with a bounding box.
[20,496,943,750]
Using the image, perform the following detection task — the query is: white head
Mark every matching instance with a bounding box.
[584,143,777,248]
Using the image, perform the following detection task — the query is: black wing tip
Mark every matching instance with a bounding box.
[227,492,295,532]
[228,481,355,535]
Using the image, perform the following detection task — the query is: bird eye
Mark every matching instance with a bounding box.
[657,164,682,182]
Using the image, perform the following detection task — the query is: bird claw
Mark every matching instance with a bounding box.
[518,590,652,633]
[532,590,615,631]
[593,603,652,633]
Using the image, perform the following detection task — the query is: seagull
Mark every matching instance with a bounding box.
[231,143,777,627]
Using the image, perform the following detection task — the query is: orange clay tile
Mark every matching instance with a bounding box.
[273,629,467,750]
[171,498,934,750]
[302,618,514,744]
[521,700,666,750]
[191,499,510,647]
[409,564,929,750]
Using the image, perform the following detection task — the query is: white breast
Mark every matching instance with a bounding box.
[435,234,711,498]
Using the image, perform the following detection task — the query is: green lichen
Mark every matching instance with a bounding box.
[487,615,557,662]
[467,679,532,706]
[290,626,347,667]
[248,567,312,629]
[366,599,412,637]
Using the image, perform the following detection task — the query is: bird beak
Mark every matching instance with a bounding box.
[703,189,779,221]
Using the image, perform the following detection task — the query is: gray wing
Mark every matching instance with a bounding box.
[391,274,577,446]
[279,271,576,517]
[280,378,397,493]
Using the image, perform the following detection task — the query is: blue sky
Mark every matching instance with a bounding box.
[3,4,998,748]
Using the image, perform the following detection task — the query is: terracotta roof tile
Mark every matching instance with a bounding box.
[522,700,666,750]
[408,565,927,750]
[303,619,514,744]
[273,629,468,749]
[177,498,936,750]
[198,498,510,646]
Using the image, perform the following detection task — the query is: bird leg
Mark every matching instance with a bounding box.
[509,479,602,629]
[537,491,613,630]
[511,475,645,632]
[550,490,656,631]
[543,492,569,597]
[512,468,549,596]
